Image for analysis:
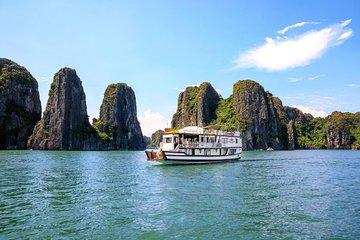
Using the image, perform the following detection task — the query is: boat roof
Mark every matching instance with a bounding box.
[179,126,203,134]
[164,126,203,134]
[164,126,241,137]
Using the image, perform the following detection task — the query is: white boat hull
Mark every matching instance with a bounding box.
[159,151,241,164]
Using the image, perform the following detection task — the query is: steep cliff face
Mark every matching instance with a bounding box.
[232,80,286,150]
[324,111,355,149]
[284,106,314,149]
[0,58,41,149]
[171,82,220,128]
[194,82,220,127]
[171,86,198,128]
[98,83,145,150]
[28,68,96,150]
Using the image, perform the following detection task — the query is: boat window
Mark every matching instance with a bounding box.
[165,138,172,143]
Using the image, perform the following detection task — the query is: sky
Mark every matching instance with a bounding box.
[1,0,359,136]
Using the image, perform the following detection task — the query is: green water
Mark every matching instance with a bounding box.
[1,150,360,239]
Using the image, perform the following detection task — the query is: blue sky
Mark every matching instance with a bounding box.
[1,0,359,136]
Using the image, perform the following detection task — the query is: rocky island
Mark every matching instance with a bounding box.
[28,68,99,150]
[171,80,360,150]
[27,67,145,150]
[1,58,359,151]
[0,58,41,149]
[93,83,145,150]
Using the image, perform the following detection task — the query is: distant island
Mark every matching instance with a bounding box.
[0,58,145,150]
[0,58,359,151]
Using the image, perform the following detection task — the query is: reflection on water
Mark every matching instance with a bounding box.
[1,150,360,239]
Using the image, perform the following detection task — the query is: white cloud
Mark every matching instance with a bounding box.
[138,109,168,137]
[308,75,321,81]
[291,105,328,118]
[347,83,360,88]
[289,77,302,83]
[277,21,320,35]
[288,74,322,83]
[234,19,353,71]
[174,84,200,92]
[216,88,224,94]
[34,75,52,83]
[283,94,337,110]
[341,19,352,27]
[174,87,184,92]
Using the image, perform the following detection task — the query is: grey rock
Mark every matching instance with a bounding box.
[28,67,97,150]
[98,83,145,150]
[0,58,41,149]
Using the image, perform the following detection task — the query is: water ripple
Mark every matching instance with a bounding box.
[1,150,360,239]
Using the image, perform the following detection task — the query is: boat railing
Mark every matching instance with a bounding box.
[174,144,180,151]
[180,143,199,148]
[180,143,222,148]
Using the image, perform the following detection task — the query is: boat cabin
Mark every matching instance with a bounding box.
[161,126,242,156]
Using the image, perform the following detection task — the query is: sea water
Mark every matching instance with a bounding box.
[1,150,360,239]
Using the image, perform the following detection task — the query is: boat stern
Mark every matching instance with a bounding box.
[145,149,165,161]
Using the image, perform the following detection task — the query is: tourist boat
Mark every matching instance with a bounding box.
[145,126,242,164]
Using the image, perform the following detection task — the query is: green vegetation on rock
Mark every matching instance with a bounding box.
[172,82,220,128]
[92,118,113,142]
[148,130,164,148]
[0,63,34,89]
[295,117,326,149]
[0,58,41,150]
[48,82,57,98]
[213,95,248,131]
[184,86,199,114]
[171,79,360,150]
[103,83,128,106]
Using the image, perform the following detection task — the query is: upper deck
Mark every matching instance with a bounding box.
[161,126,242,151]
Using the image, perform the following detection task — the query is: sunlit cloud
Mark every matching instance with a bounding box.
[291,105,328,118]
[234,19,353,71]
[138,109,168,136]
[277,21,320,35]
